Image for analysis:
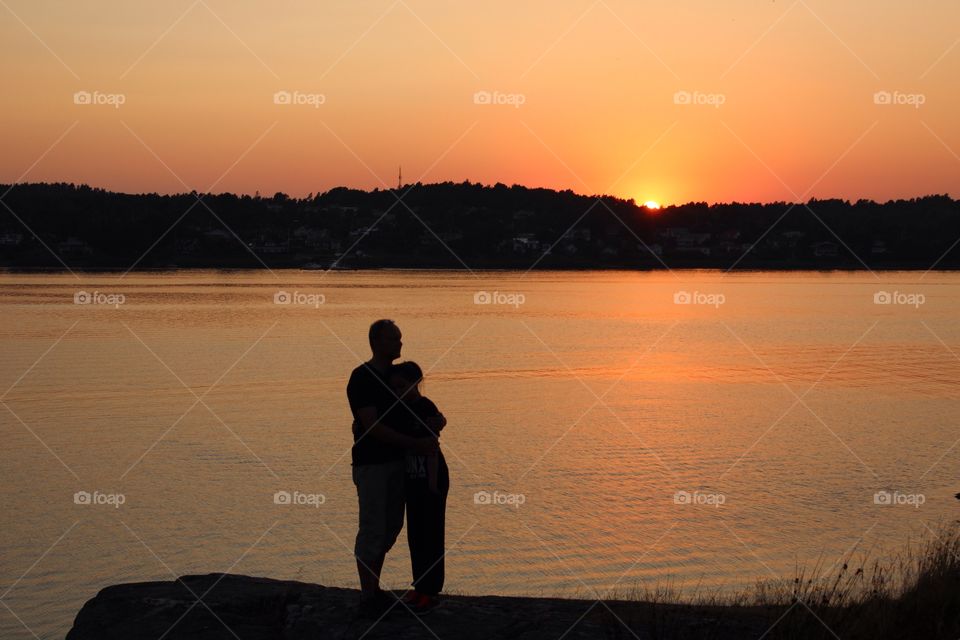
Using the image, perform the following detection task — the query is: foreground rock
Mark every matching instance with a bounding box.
[66,573,771,639]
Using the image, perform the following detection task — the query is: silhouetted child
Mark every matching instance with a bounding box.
[390,362,442,492]
[388,361,449,611]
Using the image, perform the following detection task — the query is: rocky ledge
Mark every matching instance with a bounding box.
[66,573,772,639]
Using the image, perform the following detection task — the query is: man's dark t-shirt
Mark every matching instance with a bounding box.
[347,363,404,466]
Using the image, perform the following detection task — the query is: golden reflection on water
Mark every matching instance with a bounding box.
[1,270,958,638]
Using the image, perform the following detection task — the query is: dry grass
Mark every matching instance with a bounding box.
[593,520,960,639]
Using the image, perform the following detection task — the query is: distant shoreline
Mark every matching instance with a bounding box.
[3,183,959,276]
[2,263,959,274]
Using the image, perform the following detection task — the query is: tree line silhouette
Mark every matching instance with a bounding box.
[1,181,957,270]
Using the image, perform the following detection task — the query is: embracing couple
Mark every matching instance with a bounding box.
[347,319,450,617]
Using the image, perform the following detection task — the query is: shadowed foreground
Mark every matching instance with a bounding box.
[65,573,772,640]
[66,521,960,640]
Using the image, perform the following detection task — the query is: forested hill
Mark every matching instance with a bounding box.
[1,182,957,270]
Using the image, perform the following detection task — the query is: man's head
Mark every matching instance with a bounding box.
[368,319,402,361]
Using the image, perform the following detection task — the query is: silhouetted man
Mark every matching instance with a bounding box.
[347,319,439,616]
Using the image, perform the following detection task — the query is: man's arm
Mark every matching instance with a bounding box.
[426,413,447,433]
[355,406,438,454]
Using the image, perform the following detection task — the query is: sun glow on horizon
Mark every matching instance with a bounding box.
[643,200,661,210]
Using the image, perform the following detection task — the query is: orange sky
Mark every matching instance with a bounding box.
[1,1,958,205]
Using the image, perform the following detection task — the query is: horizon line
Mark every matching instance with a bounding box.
[2,180,956,209]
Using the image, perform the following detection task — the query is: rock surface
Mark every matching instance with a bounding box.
[66,573,770,639]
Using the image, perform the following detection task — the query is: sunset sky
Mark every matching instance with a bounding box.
[2,1,958,205]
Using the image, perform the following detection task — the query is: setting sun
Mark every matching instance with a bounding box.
[643,201,661,210]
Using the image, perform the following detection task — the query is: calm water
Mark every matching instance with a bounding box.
[1,269,958,638]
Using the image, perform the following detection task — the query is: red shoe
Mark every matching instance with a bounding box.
[409,593,441,616]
